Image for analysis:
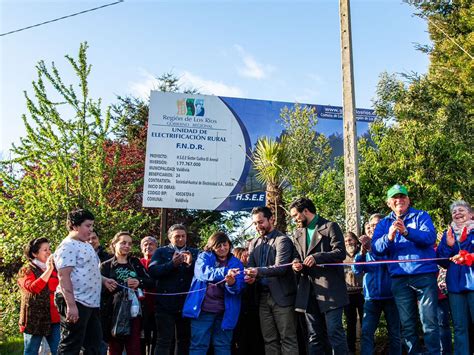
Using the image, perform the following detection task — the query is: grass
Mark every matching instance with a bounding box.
[0,336,23,355]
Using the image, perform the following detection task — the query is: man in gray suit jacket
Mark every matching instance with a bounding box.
[245,206,299,355]
[290,197,349,355]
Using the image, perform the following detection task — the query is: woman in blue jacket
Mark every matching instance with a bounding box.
[437,200,474,355]
[183,232,244,355]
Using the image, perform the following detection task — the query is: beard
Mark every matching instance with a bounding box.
[298,216,309,228]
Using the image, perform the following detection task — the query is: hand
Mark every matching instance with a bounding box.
[450,250,473,266]
[388,224,397,241]
[127,278,139,289]
[393,218,407,235]
[225,268,239,286]
[227,268,240,278]
[172,252,185,266]
[103,277,118,292]
[292,259,303,272]
[181,251,193,265]
[244,267,258,278]
[359,235,371,254]
[66,303,79,323]
[46,255,55,271]
[303,255,316,268]
[451,253,464,264]
[446,227,455,247]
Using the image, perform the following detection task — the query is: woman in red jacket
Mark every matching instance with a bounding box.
[18,237,60,355]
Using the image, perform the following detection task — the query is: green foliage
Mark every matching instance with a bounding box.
[195,214,247,250]
[196,223,222,250]
[312,2,473,228]
[359,11,473,227]
[0,45,241,341]
[279,104,332,202]
[0,43,151,265]
[253,137,288,187]
[252,136,288,231]
[0,274,20,341]
[0,337,23,355]
[111,95,149,145]
[311,157,346,227]
[251,104,333,231]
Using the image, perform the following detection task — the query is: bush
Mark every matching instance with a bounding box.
[0,273,21,341]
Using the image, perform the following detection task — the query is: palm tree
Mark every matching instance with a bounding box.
[252,136,288,232]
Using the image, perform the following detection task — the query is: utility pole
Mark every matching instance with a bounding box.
[339,0,361,235]
[160,208,168,246]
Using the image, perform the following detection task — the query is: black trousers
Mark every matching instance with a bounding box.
[55,293,102,355]
[142,307,157,355]
[343,292,364,352]
[154,310,190,355]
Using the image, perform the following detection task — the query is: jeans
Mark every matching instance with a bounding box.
[437,297,452,354]
[189,312,233,355]
[23,323,60,355]
[305,296,348,355]
[360,299,401,355]
[344,292,364,352]
[391,273,440,354]
[154,311,190,355]
[449,291,474,355]
[259,292,299,355]
[55,293,102,355]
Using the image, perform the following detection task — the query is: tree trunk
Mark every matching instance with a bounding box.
[266,183,287,233]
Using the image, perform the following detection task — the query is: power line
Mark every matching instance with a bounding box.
[425,16,474,60]
[0,0,124,37]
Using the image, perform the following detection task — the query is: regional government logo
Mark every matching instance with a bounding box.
[177,98,205,117]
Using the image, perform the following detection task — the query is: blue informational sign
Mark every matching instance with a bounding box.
[143,93,375,212]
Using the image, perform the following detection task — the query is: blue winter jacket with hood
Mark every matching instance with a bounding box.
[352,251,394,300]
[372,207,438,276]
[182,251,244,330]
[437,228,474,293]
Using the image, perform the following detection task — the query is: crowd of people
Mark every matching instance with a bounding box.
[17,184,473,355]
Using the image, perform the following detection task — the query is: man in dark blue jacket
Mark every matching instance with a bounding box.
[148,224,199,355]
[372,184,439,354]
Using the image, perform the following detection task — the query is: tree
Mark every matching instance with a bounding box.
[252,104,333,232]
[357,1,473,228]
[309,2,473,229]
[252,136,288,232]
[311,156,346,227]
[0,43,154,265]
[279,104,332,203]
[0,46,244,340]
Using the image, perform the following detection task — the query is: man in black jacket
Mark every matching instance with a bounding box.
[245,206,298,355]
[290,197,349,355]
[148,224,199,355]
